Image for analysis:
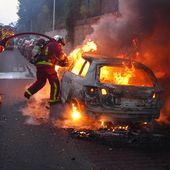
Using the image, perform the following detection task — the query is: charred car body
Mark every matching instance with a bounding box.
[61,54,164,124]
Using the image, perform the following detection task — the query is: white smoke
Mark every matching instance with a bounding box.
[21,83,50,125]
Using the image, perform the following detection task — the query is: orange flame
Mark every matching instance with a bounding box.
[100,63,135,85]
[55,65,60,72]
[71,103,81,120]
[68,40,97,75]
[100,62,153,87]
[67,40,153,87]
[114,64,135,85]
[55,40,97,77]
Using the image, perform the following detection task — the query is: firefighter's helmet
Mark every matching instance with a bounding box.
[53,35,65,46]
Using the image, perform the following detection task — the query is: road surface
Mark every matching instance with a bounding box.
[0,49,170,170]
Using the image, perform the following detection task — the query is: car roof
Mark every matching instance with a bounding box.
[82,53,136,64]
[83,52,157,77]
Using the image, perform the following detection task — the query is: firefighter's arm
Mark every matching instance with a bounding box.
[60,54,69,67]
[55,53,69,67]
[47,42,69,67]
[55,44,69,67]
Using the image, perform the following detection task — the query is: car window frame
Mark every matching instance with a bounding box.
[70,58,86,76]
[79,60,90,77]
[70,58,91,78]
[96,63,155,87]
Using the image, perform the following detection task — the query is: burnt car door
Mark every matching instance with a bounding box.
[61,58,90,102]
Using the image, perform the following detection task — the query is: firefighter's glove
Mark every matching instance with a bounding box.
[59,58,69,67]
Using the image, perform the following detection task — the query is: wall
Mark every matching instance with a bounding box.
[73,16,100,47]
[45,29,67,39]
[45,0,119,53]
[45,18,96,53]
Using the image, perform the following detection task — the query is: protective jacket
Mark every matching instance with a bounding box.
[34,40,68,67]
[25,40,68,104]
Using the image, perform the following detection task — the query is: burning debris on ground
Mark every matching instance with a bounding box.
[69,121,170,150]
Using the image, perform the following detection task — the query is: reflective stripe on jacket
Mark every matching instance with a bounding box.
[35,40,65,66]
[36,60,54,66]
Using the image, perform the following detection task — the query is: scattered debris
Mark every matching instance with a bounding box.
[68,122,170,149]
[71,157,76,161]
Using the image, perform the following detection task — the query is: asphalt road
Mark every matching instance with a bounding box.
[0,49,170,170]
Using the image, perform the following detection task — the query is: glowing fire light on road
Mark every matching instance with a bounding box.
[71,103,81,120]
[99,120,129,131]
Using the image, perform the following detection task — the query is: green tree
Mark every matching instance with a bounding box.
[17,0,50,32]
[16,0,104,33]
[64,0,82,43]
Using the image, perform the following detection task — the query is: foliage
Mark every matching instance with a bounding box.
[17,0,104,34]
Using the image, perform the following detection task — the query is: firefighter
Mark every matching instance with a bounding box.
[24,35,68,104]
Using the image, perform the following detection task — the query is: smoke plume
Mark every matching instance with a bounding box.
[90,0,170,123]
[21,84,50,125]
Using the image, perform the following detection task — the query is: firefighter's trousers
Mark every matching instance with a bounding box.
[25,65,60,103]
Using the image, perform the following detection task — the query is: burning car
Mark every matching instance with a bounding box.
[0,32,164,126]
[60,53,164,124]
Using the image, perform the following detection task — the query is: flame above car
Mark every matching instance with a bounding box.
[64,40,154,87]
